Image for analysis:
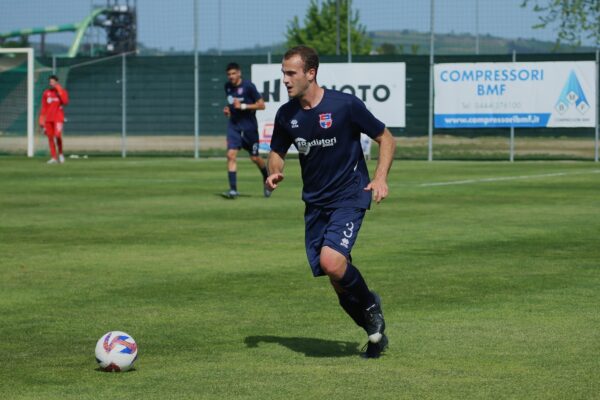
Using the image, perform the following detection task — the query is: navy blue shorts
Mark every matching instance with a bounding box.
[304,206,366,277]
[227,127,259,156]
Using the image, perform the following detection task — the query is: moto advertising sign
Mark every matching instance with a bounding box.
[434,61,597,128]
[252,62,406,153]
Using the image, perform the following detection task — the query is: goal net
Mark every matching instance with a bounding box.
[0,48,34,157]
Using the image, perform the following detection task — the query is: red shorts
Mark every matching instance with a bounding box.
[44,121,63,138]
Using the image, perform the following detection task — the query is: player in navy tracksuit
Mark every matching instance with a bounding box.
[266,46,396,358]
[223,62,270,199]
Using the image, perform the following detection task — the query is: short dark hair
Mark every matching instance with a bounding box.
[49,75,59,81]
[226,62,240,72]
[284,45,319,73]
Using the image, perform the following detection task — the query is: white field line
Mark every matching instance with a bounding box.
[420,169,600,187]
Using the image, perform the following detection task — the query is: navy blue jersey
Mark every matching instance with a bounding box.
[270,89,385,208]
[225,80,262,131]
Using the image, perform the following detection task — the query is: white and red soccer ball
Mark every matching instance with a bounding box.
[95,331,138,372]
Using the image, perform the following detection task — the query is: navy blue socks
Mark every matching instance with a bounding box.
[337,263,376,309]
[228,171,237,191]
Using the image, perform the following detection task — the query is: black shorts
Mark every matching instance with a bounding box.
[304,206,366,277]
[227,127,259,157]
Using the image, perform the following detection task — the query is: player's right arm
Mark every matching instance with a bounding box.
[266,109,291,190]
[266,151,285,190]
[39,90,48,127]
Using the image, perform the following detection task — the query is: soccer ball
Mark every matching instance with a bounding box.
[95,331,138,372]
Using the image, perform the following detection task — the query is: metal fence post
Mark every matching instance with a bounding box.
[510,50,516,162]
[594,49,600,162]
[121,52,127,158]
[428,0,435,162]
[194,0,200,159]
[347,0,352,63]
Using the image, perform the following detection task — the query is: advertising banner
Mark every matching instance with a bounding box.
[434,61,596,128]
[251,62,406,152]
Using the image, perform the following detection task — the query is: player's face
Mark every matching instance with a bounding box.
[226,68,242,86]
[49,78,57,88]
[282,55,315,99]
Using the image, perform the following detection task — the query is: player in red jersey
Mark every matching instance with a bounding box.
[39,75,69,164]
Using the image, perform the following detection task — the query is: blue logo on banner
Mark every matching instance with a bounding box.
[555,71,590,114]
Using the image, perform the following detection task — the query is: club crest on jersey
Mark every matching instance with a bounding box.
[319,113,332,129]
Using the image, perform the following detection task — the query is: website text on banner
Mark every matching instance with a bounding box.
[252,63,406,153]
[434,62,597,128]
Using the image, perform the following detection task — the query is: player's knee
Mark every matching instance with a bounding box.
[227,150,237,162]
[250,155,261,164]
[319,247,347,278]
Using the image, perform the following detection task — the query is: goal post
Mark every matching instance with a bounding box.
[0,47,34,157]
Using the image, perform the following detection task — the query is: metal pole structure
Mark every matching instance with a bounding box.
[347,0,352,63]
[427,0,435,161]
[475,0,479,54]
[194,0,200,159]
[336,0,340,56]
[217,0,222,56]
[52,55,56,74]
[121,52,127,158]
[510,50,516,162]
[27,48,34,158]
[594,49,600,162]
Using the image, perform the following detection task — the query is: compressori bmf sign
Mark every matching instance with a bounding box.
[434,61,597,128]
[252,62,405,152]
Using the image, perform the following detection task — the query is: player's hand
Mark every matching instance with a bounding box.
[364,178,388,204]
[232,98,241,109]
[265,173,284,191]
[223,106,231,117]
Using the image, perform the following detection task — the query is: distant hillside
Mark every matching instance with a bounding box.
[368,29,594,55]
[8,29,594,57]
[204,30,595,56]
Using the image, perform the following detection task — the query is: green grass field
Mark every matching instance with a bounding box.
[1,157,599,399]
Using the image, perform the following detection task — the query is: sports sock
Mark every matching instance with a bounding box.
[337,263,376,309]
[56,136,63,154]
[259,166,268,181]
[47,136,57,159]
[336,291,366,328]
[228,171,237,191]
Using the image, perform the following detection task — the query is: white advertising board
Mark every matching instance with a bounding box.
[434,61,596,128]
[251,62,405,152]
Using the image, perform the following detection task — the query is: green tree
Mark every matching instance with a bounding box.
[521,0,600,47]
[285,0,372,55]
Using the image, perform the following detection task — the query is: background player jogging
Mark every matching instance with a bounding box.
[265,46,396,358]
[222,62,270,199]
[39,75,69,164]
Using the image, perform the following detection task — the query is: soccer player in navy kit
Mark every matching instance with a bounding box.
[223,62,270,198]
[265,46,396,358]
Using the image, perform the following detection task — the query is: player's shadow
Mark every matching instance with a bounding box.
[244,335,360,358]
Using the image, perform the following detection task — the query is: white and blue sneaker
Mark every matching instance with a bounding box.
[222,189,239,199]
[263,186,272,198]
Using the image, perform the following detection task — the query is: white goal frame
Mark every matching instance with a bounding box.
[0,48,34,157]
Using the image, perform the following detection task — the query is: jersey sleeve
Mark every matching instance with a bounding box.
[248,82,262,103]
[55,85,69,106]
[269,109,292,155]
[350,97,385,139]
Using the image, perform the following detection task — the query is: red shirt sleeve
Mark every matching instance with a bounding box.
[54,84,69,106]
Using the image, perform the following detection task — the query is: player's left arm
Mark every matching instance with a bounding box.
[233,82,265,111]
[364,128,396,204]
[233,97,265,111]
[54,83,69,106]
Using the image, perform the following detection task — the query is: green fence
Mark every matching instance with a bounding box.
[1,52,598,158]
